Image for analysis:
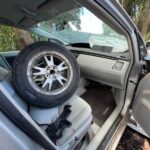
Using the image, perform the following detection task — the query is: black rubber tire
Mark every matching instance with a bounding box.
[12,41,80,107]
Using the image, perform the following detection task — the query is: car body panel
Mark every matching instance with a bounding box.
[96,0,150,135]
[0,0,149,150]
[132,73,150,137]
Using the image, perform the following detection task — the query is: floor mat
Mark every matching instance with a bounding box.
[81,85,116,126]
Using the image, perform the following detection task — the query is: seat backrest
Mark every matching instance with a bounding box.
[0,66,92,150]
[0,67,56,149]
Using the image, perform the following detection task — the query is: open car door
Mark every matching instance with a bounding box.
[132,73,150,137]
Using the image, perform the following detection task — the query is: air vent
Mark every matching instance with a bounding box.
[112,61,124,71]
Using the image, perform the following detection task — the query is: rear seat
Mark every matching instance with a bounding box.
[0,66,92,149]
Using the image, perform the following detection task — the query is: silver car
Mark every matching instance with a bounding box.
[0,0,149,150]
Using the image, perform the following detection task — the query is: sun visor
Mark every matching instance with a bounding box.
[37,0,79,17]
[19,17,38,27]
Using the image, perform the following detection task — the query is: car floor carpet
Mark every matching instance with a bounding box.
[81,85,116,126]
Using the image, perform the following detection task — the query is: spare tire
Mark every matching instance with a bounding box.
[12,41,80,107]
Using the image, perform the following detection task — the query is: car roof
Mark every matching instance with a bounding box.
[0,0,77,28]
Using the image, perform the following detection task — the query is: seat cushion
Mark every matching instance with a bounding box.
[0,66,92,149]
[30,95,92,149]
[57,95,92,148]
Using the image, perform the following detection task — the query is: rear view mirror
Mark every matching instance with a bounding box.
[55,20,68,31]
[56,22,65,31]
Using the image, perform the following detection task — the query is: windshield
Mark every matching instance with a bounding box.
[38,7,129,54]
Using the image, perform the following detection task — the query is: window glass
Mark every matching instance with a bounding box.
[0,25,48,52]
[38,7,129,54]
[136,33,147,58]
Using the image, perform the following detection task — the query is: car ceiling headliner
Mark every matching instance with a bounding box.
[0,0,79,29]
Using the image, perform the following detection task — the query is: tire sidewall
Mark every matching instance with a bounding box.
[12,41,80,107]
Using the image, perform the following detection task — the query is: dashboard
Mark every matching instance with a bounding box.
[0,50,130,90]
[77,54,129,89]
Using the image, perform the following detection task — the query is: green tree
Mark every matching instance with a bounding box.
[0,25,18,51]
[120,0,150,40]
[0,8,83,51]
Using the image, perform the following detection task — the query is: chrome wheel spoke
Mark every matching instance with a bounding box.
[28,51,72,94]
[42,77,53,90]
[57,61,68,71]
[33,66,46,76]
[48,79,53,90]
[33,76,44,82]
[44,55,54,66]
[57,75,67,86]
[42,78,49,88]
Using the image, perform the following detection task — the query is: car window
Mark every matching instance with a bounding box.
[38,7,129,54]
[0,25,48,52]
[0,25,49,69]
[136,32,147,59]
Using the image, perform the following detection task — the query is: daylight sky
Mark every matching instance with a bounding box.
[80,8,103,34]
[69,7,104,34]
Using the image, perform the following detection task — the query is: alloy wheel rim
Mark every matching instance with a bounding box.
[27,51,73,95]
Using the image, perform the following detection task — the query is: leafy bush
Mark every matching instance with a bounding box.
[0,25,48,51]
[0,25,18,51]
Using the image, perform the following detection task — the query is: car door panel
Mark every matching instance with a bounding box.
[132,73,150,136]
